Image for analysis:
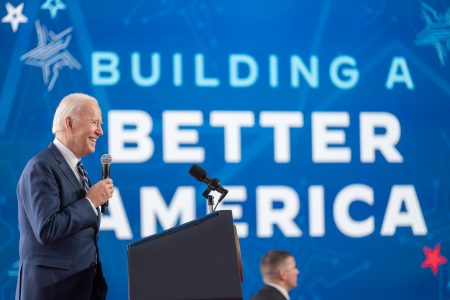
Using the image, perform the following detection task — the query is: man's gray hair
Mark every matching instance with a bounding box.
[52,93,97,134]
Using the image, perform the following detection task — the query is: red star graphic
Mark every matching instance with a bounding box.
[421,243,447,276]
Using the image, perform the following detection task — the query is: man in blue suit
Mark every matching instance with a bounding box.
[251,250,300,300]
[16,93,114,300]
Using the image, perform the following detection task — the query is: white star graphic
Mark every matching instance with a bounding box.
[21,20,81,91]
[41,0,66,19]
[1,2,28,33]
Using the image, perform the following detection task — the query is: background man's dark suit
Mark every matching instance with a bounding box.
[16,143,107,300]
[251,284,287,300]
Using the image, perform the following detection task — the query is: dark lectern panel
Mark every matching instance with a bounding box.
[128,210,242,300]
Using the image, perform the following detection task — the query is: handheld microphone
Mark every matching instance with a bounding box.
[189,164,228,194]
[101,154,112,213]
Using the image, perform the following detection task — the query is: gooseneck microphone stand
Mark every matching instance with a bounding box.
[201,178,228,213]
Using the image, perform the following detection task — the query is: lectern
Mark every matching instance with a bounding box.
[127,210,243,300]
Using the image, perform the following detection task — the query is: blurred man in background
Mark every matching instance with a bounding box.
[251,250,299,300]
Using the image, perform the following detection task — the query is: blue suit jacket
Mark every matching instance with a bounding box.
[16,143,103,299]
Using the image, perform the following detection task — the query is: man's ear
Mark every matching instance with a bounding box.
[64,116,73,131]
[279,268,287,281]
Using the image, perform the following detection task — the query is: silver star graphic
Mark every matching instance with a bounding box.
[41,0,66,19]
[1,2,28,33]
[21,20,81,91]
[415,2,450,66]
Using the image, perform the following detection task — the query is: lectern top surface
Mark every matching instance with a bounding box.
[127,211,223,249]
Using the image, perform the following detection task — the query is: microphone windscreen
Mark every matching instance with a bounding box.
[189,164,206,182]
[101,154,113,164]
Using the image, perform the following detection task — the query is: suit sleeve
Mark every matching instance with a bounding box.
[18,159,98,245]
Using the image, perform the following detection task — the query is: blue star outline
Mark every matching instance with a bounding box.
[415,2,450,66]
[41,0,66,19]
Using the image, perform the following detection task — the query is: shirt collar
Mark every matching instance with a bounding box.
[53,137,80,170]
[264,281,290,300]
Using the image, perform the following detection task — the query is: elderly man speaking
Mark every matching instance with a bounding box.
[16,93,113,300]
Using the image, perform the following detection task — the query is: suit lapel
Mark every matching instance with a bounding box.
[49,143,101,227]
[48,143,84,193]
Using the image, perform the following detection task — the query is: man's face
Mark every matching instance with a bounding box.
[282,256,299,291]
[68,100,103,158]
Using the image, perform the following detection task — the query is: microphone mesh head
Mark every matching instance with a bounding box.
[189,164,206,182]
[101,154,113,164]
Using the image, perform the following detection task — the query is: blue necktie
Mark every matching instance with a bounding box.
[76,160,90,192]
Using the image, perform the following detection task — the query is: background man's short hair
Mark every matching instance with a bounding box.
[260,250,292,278]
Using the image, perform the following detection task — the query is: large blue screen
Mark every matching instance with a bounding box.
[1,0,450,299]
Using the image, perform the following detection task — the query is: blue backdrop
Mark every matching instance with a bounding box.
[1,0,450,299]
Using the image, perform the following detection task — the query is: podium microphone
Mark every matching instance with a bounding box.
[189,164,228,212]
[189,164,227,194]
[101,154,112,213]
